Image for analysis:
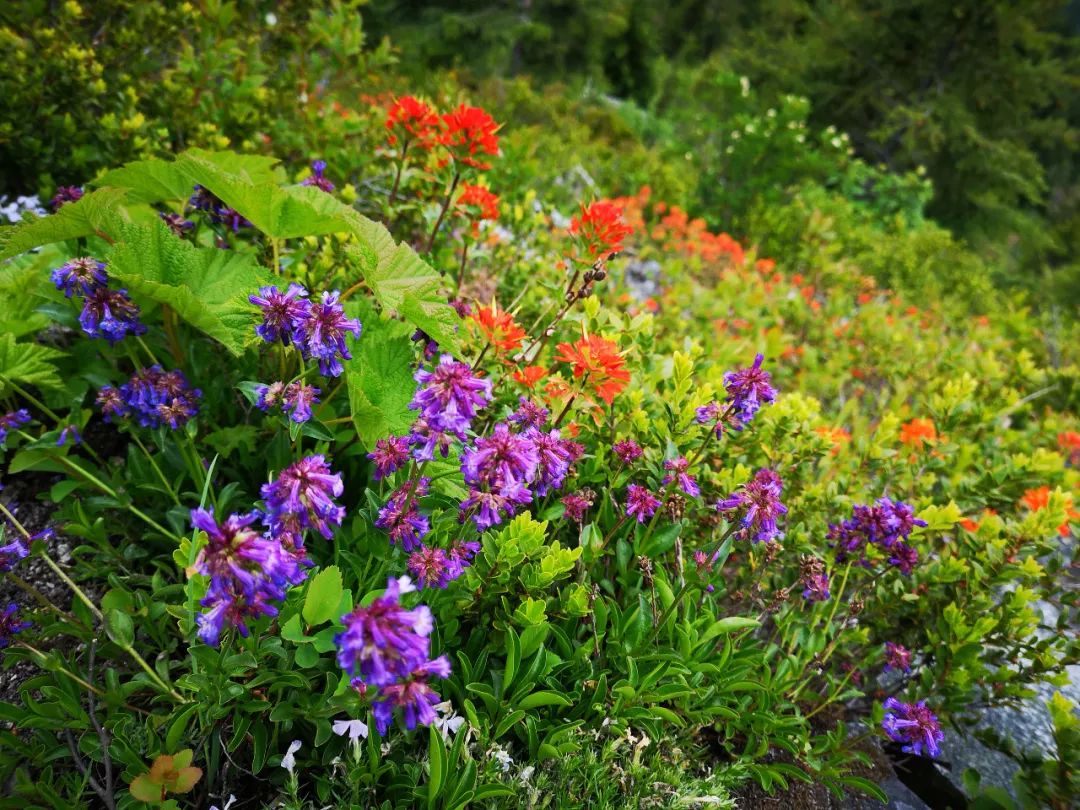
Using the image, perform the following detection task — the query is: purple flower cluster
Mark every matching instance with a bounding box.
[50,186,83,210]
[0,532,29,573]
[56,425,82,447]
[301,160,335,192]
[376,478,431,550]
[884,642,912,673]
[882,697,944,758]
[715,468,788,543]
[0,409,31,445]
[368,435,411,480]
[799,556,830,602]
[191,508,307,647]
[250,285,362,377]
[410,354,493,443]
[51,257,145,343]
[0,604,30,649]
[95,366,201,430]
[160,212,195,236]
[694,402,724,438]
[561,490,594,523]
[626,484,662,523]
[335,576,450,735]
[613,438,643,465]
[256,380,321,424]
[189,185,251,232]
[829,497,926,573]
[662,456,700,498]
[723,354,777,429]
[508,397,549,429]
[406,540,479,589]
[261,455,345,545]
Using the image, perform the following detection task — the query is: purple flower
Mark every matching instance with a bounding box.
[626,484,661,523]
[884,642,912,673]
[460,480,532,531]
[251,284,311,346]
[191,508,306,647]
[302,160,335,193]
[613,439,643,465]
[801,572,830,602]
[56,425,81,446]
[375,478,431,550]
[0,534,29,573]
[882,697,943,758]
[447,539,480,576]
[407,546,468,589]
[888,542,919,575]
[0,410,31,445]
[261,455,345,542]
[51,257,107,298]
[369,435,411,480]
[410,354,492,438]
[50,186,83,210]
[412,328,439,360]
[282,381,320,423]
[79,287,146,343]
[695,402,724,438]
[298,291,362,377]
[662,456,700,498]
[715,469,788,543]
[189,185,251,232]
[372,655,451,735]
[256,381,286,412]
[508,397,549,429]
[102,366,201,430]
[0,604,31,649]
[159,212,195,236]
[335,576,434,688]
[723,354,777,428]
[526,428,583,496]
[408,417,456,462]
[461,423,539,489]
[561,491,594,523]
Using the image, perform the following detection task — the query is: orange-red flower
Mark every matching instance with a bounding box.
[469,303,526,353]
[569,200,633,260]
[439,104,501,170]
[554,334,630,405]
[513,365,547,389]
[457,184,500,221]
[960,509,997,533]
[385,96,440,149]
[1059,431,1080,465]
[814,425,851,455]
[900,418,937,449]
[1020,486,1079,537]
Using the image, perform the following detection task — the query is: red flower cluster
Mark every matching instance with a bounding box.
[439,104,501,170]
[469,303,525,354]
[555,333,630,405]
[570,200,634,260]
[457,184,500,221]
[385,96,440,150]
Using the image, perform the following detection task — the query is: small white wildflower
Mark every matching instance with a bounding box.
[520,765,535,783]
[333,719,369,741]
[209,796,237,810]
[265,12,278,25]
[432,702,465,740]
[492,748,513,772]
[740,76,750,96]
[281,739,302,775]
[396,574,417,594]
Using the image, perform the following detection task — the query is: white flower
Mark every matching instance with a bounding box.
[210,797,237,810]
[432,702,465,740]
[520,765,535,783]
[333,719,369,741]
[265,12,278,25]
[740,76,750,97]
[281,739,302,775]
[492,748,513,772]
[396,574,417,594]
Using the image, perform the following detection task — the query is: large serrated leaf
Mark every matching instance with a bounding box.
[344,299,417,450]
[107,220,274,356]
[95,152,282,204]
[0,246,66,337]
[0,333,66,393]
[0,188,132,261]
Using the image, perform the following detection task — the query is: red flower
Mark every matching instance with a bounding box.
[513,365,547,389]
[900,418,937,449]
[470,303,526,353]
[1059,431,1080,465]
[385,96,440,149]
[569,200,633,260]
[554,334,630,405]
[457,184,500,221]
[439,104,500,170]
[1020,486,1079,537]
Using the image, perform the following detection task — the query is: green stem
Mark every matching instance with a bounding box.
[6,572,86,628]
[129,433,181,506]
[425,170,460,254]
[0,374,61,422]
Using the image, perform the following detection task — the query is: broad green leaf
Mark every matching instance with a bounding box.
[344,301,417,450]
[0,188,132,261]
[0,333,65,393]
[516,690,572,710]
[303,566,344,627]
[107,220,273,356]
[95,152,281,204]
[105,609,135,648]
[0,246,67,337]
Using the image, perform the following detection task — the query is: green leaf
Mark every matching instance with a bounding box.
[107,220,274,356]
[344,302,417,450]
[0,247,65,337]
[105,609,135,648]
[427,725,446,804]
[303,566,344,627]
[839,776,888,803]
[129,773,163,803]
[0,333,65,393]
[516,691,572,710]
[698,616,761,646]
[0,188,132,261]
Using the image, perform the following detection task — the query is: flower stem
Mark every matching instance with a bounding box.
[388,140,409,209]
[426,170,460,254]
[0,373,61,422]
